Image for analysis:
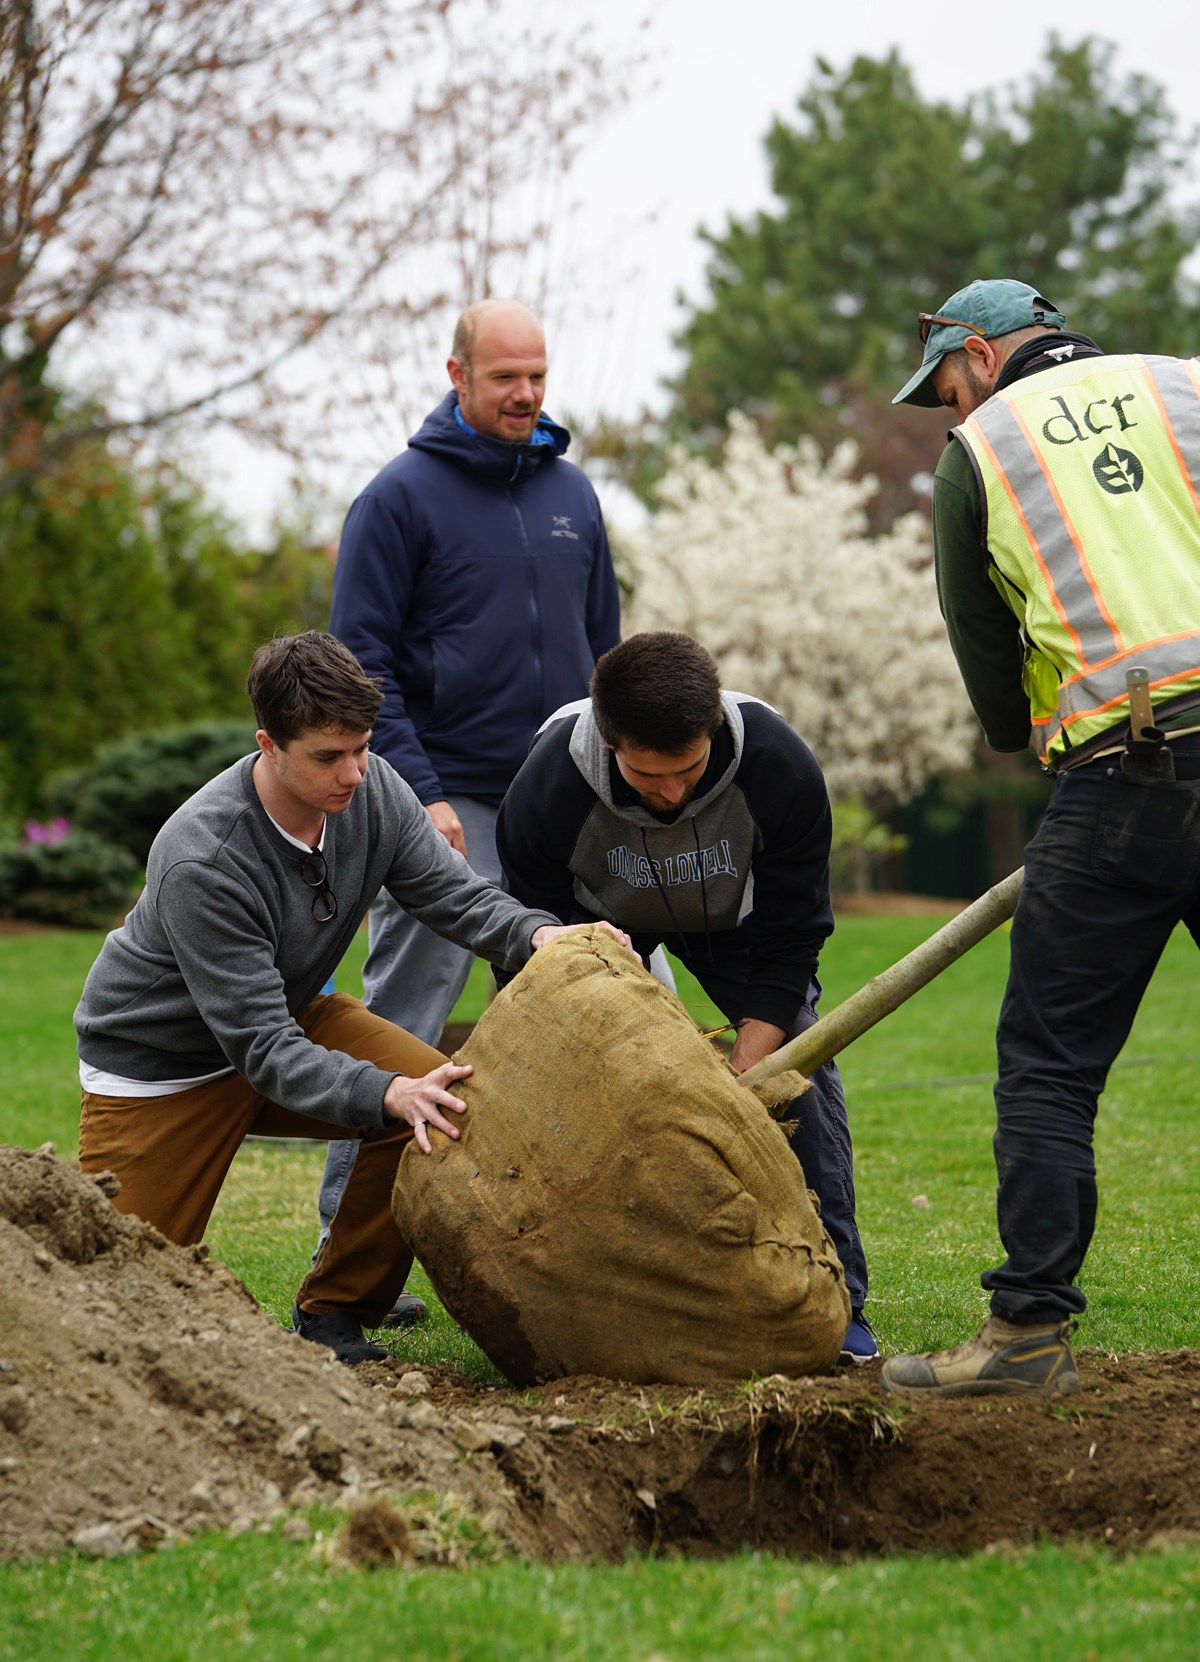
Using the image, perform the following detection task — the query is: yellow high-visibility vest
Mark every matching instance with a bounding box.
[954,352,1200,766]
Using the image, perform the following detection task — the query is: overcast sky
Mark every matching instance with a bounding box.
[204,0,1200,531]
[551,0,1199,425]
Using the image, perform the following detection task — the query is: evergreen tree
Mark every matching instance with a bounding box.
[0,415,332,819]
[668,38,1200,519]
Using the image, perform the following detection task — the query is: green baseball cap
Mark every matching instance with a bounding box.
[892,278,1066,407]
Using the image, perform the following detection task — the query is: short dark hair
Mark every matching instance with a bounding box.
[590,632,723,753]
[246,632,383,744]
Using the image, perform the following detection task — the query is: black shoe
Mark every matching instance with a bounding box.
[379,1292,429,1330]
[291,1301,389,1366]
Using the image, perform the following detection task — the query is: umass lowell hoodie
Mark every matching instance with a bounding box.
[496,694,836,1032]
[330,393,620,804]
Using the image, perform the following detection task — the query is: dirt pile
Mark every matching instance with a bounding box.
[3,1145,1200,1566]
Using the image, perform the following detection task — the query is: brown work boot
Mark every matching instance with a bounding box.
[881,1316,1080,1398]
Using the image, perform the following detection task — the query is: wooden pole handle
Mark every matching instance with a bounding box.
[737,867,1024,1088]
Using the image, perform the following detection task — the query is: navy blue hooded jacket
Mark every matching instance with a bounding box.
[330,392,621,803]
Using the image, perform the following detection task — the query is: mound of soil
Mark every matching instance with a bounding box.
[3,1145,1199,1566]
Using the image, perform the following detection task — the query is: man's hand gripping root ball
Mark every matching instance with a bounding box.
[383,1063,474,1155]
[386,920,634,1153]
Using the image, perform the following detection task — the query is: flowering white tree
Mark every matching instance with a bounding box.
[622,413,976,806]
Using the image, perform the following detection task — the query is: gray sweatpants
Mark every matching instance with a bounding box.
[316,795,502,1243]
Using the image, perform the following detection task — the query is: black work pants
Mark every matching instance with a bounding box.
[985,741,1200,1322]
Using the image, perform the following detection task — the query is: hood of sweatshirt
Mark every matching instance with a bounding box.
[408,390,571,485]
[564,692,757,828]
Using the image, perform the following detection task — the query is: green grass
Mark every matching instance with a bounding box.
[4,912,1200,1658]
[4,1527,1199,1662]
[5,911,1200,1354]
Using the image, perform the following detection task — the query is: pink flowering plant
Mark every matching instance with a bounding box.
[23,817,72,848]
[0,819,138,927]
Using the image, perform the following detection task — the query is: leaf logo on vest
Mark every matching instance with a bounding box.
[551,515,580,541]
[1093,444,1144,496]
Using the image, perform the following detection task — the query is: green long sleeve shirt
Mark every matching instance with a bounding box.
[931,436,1033,754]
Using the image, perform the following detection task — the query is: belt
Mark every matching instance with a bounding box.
[1060,721,1200,773]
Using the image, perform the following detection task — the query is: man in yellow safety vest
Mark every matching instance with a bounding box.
[884,278,1200,1397]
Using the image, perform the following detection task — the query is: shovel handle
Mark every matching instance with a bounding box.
[737,867,1024,1088]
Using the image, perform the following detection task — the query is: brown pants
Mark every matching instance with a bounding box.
[79,993,446,1325]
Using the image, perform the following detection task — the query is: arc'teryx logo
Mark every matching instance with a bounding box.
[551,515,580,541]
[1093,444,1144,495]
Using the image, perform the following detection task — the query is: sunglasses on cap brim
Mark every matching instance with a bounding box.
[917,312,988,345]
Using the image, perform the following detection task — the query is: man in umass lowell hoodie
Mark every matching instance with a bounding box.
[318,300,620,1318]
[496,632,876,1364]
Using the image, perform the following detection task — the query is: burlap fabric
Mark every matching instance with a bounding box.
[392,928,849,1385]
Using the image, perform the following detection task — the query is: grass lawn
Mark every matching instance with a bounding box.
[2,911,1199,1659]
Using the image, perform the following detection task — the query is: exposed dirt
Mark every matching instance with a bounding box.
[3,1144,1200,1567]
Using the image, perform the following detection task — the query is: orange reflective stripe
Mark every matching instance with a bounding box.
[1059,627,1200,692]
[972,394,1123,667]
[1007,399,1124,664]
[968,416,1089,666]
[1048,631,1200,749]
[1136,355,1200,517]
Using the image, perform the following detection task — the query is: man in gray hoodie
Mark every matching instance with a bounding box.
[74,632,625,1364]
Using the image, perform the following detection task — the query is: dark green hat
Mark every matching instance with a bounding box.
[893,279,1066,407]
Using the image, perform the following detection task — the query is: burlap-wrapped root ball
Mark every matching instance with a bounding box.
[392,928,850,1385]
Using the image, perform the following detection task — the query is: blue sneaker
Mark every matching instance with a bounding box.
[840,1311,878,1366]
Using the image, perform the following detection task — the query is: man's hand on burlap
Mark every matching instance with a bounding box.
[384,1062,473,1154]
[426,799,467,856]
[729,1018,787,1075]
[531,921,634,954]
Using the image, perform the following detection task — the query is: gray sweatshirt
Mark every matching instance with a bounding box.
[74,754,557,1128]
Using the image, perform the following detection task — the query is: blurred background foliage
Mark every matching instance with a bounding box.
[5,32,1198,910]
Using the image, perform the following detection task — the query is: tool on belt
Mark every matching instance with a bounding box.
[1122,665,1175,780]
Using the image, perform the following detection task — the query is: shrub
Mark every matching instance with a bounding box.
[830,797,908,895]
[44,722,256,866]
[0,831,140,929]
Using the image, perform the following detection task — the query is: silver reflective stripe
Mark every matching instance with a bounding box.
[1042,630,1200,755]
[971,398,1118,667]
[1138,355,1200,504]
